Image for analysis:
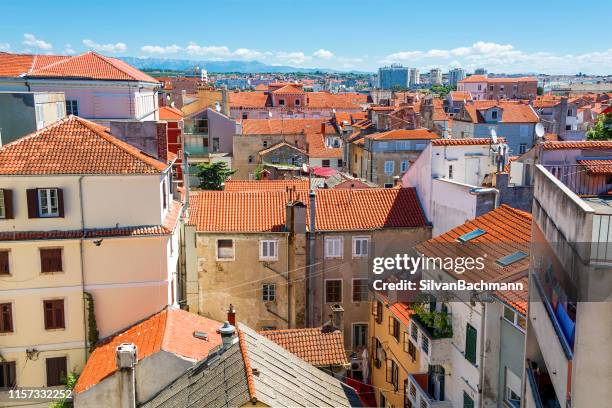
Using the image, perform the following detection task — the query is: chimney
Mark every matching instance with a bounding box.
[221,87,229,116]
[330,304,344,331]
[116,343,137,408]
[393,175,401,187]
[227,304,236,326]
[219,321,236,351]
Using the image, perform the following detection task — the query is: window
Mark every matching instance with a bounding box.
[491,110,498,120]
[400,160,409,173]
[162,181,167,210]
[0,361,16,388]
[457,229,486,243]
[496,251,528,267]
[37,188,60,217]
[0,303,13,333]
[353,323,368,348]
[384,183,393,188]
[262,283,276,301]
[518,144,527,154]
[43,299,65,330]
[0,189,12,219]
[421,335,429,354]
[242,112,248,120]
[40,248,63,273]
[463,392,474,408]
[262,140,268,148]
[504,368,522,408]
[403,379,410,408]
[384,161,395,175]
[278,99,285,106]
[386,358,399,390]
[389,316,400,341]
[465,324,477,364]
[56,101,64,118]
[325,279,342,303]
[248,155,254,164]
[503,306,526,332]
[406,333,416,361]
[217,239,234,260]
[373,300,383,324]
[410,322,418,340]
[295,99,300,106]
[352,237,369,258]
[0,250,9,275]
[324,237,343,258]
[448,165,453,179]
[373,337,385,368]
[337,159,343,168]
[322,159,331,167]
[354,154,357,163]
[352,279,368,302]
[46,357,67,387]
[259,240,278,261]
[66,100,78,116]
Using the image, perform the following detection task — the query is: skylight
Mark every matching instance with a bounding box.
[457,229,486,242]
[496,251,528,267]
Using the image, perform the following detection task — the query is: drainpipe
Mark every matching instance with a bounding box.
[469,187,500,209]
[183,151,190,218]
[78,176,88,356]
[478,301,487,407]
[307,190,316,326]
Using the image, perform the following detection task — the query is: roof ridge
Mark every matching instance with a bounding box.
[27,52,85,74]
[237,329,257,404]
[499,204,533,220]
[259,327,323,334]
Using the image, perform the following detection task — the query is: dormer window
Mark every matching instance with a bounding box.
[491,110,498,120]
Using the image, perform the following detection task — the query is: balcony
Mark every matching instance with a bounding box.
[411,314,452,367]
[525,361,562,408]
[528,275,572,406]
[407,374,452,408]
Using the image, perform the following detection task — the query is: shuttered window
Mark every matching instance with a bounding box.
[0,251,9,275]
[325,280,342,303]
[463,391,475,408]
[0,361,16,387]
[46,357,67,386]
[465,324,477,364]
[0,303,13,333]
[40,248,63,273]
[43,300,65,330]
[324,237,343,258]
[27,188,64,218]
[0,189,13,219]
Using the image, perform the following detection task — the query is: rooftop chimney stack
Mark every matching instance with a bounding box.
[330,304,344,331]
[116,343,137,408]
[227,304,236,326]
[219,321,236,351]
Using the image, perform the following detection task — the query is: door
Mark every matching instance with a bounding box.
[465,157,480,186]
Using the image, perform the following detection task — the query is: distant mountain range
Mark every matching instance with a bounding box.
[120,57,344,74]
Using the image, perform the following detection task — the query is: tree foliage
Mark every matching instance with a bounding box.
[195,162,236,190]
[587,113,612,140]
[49,372,79,408]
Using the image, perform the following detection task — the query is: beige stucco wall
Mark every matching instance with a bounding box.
[232,134,307,179]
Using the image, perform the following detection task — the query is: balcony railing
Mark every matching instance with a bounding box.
[525,361,562,408]
[407,374,452,408]
[543,164,611,196]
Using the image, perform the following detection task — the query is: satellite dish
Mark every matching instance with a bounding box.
[535,123,545,138]
[215,102,221,112]
[489,128,498,145]
[268,111,273,118]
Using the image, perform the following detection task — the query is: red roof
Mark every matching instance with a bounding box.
[448,91,473,101]
[159,106,184,121]
[542,141,612,150]
[74,309,222,394]
[577,159,612,174]
[0,116,169,175]
[259,327,348,366]
[460,101,539,123]
[306,133,343,158]
[224,179,309,191]
[241,118,336,135]
[431,138,504,146]
[368,128,439,141]
[0,51,157,83]
[188,188,428,232]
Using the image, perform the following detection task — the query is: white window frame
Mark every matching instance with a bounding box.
[262,283,276,301]
[352,236,369,258]
[352,323,368,348]
[352,278,369,302]
[384,160,394,175]
[216,239,235,261]
[324,278,343,303]
[66,99,78,116]
[504,368,522,408]
[38,188,59,217]
[400,160,409,173]
[35,104,44,129]
[324,236,343,259]
[259,240,278,261]
[0,190,5,219]
[503,305,526,333]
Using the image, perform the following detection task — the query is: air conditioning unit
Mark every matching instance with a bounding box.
[116,343,138,369]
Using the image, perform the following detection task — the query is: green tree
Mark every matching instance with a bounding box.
[195,162,236,190]
[50,372,79,408]
[537,86,544,96]
[587,113,612,140]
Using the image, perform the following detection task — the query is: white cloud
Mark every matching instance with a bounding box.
[23,34,52,50]
[64,44,75,55]
[381,41,612,74]
[82,39,127,53]
[183,43,263,60]
[141,44,181,54]
[0,43,10,51]
[313,49,334,59]
[233,48,264,60]
[275,51,311,65]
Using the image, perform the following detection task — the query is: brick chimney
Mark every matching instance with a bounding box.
[227,304,236,326]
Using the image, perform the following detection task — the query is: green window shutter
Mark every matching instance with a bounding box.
[465,324,477,364]
[463,391,474,408]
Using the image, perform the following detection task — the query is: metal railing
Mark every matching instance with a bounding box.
[543,164,612,196]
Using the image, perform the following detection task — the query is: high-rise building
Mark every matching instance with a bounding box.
[409,68,420,87]
[448,67,466,86]
[474,67,487,75]
[378,64,409,90]
[429,68,442,85]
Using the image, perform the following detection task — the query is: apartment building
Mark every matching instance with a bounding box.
[414,205,531,408]
[0,116,181,390]
[452,100,540,155]
[429,69,442,86]
[532,96,584,140]
[378,65,410,90]
[350,128,439,187]
[523,163,612,407]
[183,187,431,352]
[0,91,66,144]
[0,51,160,125]
[457,75,538,101]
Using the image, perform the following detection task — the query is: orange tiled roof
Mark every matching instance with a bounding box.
[431,138,503,146]
[230,91,271,108]
[448,91,473,101]
[541,140,612,150]
[306,133,343,158]
[272,84,305,94]
[240,118,336,135]
[224,179,309,191]
[368,128,439,141]
[0,116,169,175]
[577,159,612,174]
[461,100,539,123]
[74,309,222,394]
[188,188,428,232]
[159,106,184,120]
[416,205,530,313]
[259,327,348,367]
[0,51,157,82]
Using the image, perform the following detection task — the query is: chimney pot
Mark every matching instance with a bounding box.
[219,321,236,351]
[227,304,236,326]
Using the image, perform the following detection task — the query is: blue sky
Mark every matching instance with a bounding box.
[1,0,611,74]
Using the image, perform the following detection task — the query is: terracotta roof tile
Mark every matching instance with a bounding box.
[188,188,428,232]
[306,133,343,158]
[460,100,539,124]
[368,128,439,141]
[74,309,222,394]
[448,91,473,101]
[431,137,504,146]
[259,328,348,367]
[159,106,184,120]
[0,116,169,175]
[240,118,336,135]
[542,141,612,150]
[577,158,612,174]
[224,179,309,192]
[238,329,257,402]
